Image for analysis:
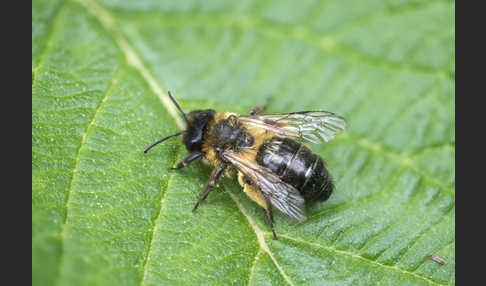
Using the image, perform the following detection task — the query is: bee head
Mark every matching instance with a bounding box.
[182,109,216,152]
[143,91,215,154]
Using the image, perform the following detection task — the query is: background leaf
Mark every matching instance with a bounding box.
[32,0,455,285]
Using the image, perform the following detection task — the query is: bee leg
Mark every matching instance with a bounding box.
[192,164,227,212]
[169,152,204,170]
[260,193,278,240]
[263,207,278,240]
[249,105,265,116]
[249,96,272,115]
[238,173,278,239]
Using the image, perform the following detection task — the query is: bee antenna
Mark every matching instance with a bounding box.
[167,91,188,123]
[144,131,184,153]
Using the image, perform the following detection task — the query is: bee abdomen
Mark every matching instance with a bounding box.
[256,137,333,202]
[300,154,333,201]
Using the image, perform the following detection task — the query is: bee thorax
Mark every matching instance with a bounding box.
[211,118,254,151]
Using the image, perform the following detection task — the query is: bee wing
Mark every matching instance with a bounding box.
[222,150,306,221]
[239,111,346,144]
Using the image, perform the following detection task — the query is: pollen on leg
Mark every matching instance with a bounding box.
[238,172,267,209]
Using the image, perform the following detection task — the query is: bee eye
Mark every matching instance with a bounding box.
[215,147,222,154]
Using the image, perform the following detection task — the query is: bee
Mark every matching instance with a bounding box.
[144,92,346,239]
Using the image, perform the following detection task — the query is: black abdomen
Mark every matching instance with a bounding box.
[256,137,333,202]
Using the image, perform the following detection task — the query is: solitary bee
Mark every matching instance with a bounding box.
[144,92,346,239]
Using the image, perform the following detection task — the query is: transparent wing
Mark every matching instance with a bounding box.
[222,150,306,221]
[239,111,346,144]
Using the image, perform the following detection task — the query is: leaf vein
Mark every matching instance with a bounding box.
[403,207,454,271]
[170,211,241,260]
[55,66,126,286]
[77,0,185,129]
[113,11,451,79]
[32,1,66,84]
[278,234,446,286]
[408,214,455,272]
[140,147,183,286]
[336,134,454,195]
[224,188,296,286]
[247,249,262,286]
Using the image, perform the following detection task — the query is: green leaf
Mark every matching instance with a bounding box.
[32,0,455,285]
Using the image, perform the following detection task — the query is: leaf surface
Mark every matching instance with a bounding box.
[32,0,455,285]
